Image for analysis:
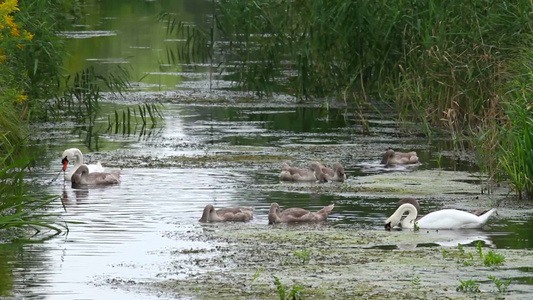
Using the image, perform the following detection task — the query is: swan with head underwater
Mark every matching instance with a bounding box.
[199,204,254,223]
[381,148,419,166]
[314,161,346,182]
[62,148,105,181]
[385,203,496,230]
[279,161,327,182]
[268,202,334,224]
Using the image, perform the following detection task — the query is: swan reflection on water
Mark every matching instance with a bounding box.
[357,160,420,174]
[381,228,495,250]
[61,188,90,204]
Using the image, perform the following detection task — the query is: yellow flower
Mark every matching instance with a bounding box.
[11,26,20,37]
[14,92,27,103]
[0,0,30,41]
[25,32,34,40]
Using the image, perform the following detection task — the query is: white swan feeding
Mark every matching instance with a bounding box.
[62,148,105,181]
[385,203,496,230]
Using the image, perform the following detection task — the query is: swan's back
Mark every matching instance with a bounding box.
[418,208,495,229]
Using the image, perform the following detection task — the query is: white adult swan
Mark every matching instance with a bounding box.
[62,148,104,181]
[385,203,496,230]
[70,165,120,187]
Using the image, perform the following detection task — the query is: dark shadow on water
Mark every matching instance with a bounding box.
[62,188,90,204]
[508,276,533,285]
[369,244,398,250]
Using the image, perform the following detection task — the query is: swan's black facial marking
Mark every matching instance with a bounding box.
[385,222,392,231]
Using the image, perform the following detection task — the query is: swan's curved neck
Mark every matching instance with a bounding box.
[393,203,418,229]
[268,206,281,223]
[209,209,222,221]
[69,149,84,167]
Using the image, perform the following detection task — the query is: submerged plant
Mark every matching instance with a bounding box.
[484,251,505,267]
[456,279,480,293]
[273,276,306,300]
[251,267,263,283]
[293,249,311,264]
[280,249,311,265]
[411,274,420,287]
[488,275,511,293]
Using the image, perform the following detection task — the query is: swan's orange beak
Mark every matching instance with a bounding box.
[385,222,392,231]
[62,157,69,171]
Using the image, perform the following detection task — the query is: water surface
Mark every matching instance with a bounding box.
[1,1,532,299]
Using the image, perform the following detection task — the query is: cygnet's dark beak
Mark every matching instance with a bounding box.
[385,222,392,231]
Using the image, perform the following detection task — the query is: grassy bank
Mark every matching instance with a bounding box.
[0,0,77,234]
[163,0,533,198]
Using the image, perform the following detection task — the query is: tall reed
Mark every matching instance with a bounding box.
[209,1,532,127]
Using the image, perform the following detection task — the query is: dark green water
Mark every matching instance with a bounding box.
[1,1,532,299]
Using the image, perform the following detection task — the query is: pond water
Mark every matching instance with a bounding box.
[2,0,533,299]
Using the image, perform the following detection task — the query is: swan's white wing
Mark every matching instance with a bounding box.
[87,162,105,173]
[417,209,485,229]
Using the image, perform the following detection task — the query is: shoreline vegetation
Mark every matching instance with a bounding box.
[0,0,84,235]
[161,0,533,199]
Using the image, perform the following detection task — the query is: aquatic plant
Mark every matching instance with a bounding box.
[436,154,443,172]
[476,241,483,259]
[0,154,66,234]
[273,276,306,300]
[158,12,214,65]
[442,243,476,266]
[411,274,420,287]
[497,94,533,200]
[251,267,263,283]
[488,275,511,293]
[443,242,506,268]
[280,249,311,266]
[293,249,311,264]
[483,251,505,267]
[456,279,480,293]
[51,66,132,123]
[107,103,163,134]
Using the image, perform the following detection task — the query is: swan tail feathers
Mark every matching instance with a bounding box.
[478,208,496,225]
